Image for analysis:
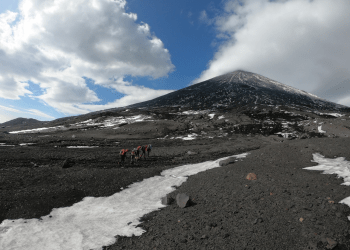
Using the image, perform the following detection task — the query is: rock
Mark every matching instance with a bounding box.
[326,238,337,249]
[176,193,190,208]
[72,135,76,138]
[246,173,257,180]
[187,151,197,155]
[161,195,173,205]
[219,157,236,166]
[62,159,75,168]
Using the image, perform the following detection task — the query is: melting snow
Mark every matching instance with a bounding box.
[176,133,198,140]
[10,126,65,134]
[19,143,35,146]
[218,115,225,119]
[318,125,326,133]
[275,132,295,138]
[316,112,344,117]
[0,143,15,147]
[66,146,99,149]
[10,115,153,134]
[208,114,215,119]
[0,153,249,250]
[304,153,350,220]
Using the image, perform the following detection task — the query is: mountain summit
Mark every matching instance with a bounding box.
[130,70,347,111]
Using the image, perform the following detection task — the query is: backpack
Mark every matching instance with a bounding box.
[137,146,142,151]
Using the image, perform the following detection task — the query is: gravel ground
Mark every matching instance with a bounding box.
[106,138,350,250]
[1,122,350,249]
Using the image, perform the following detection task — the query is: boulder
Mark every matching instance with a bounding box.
[219,157,236,166]
[176,193,190,208]
[62,159,75,169]
[161,195,173,205]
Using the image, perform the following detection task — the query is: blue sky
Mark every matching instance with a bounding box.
[1,0,350,123]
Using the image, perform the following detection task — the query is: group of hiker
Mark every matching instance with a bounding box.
[119,144,152,164]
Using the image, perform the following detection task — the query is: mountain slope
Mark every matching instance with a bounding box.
[0,118,43,127]
[129,70,348,111]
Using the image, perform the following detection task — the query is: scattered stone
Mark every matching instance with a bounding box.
[62,158,75,168]
[246,173,257,180]
[187,151,197,155]
[30,162,39,167]
[161,195,173,205]
[299,218,304,222]
[71,135,76,138]
[326,238,337,249]
[176,193,190,208]
[252,218,263,224]
[219,157,236,166]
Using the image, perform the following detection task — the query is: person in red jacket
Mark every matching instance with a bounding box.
[119,149,129,164]
[136,146,142,159]
[131,148,137,164]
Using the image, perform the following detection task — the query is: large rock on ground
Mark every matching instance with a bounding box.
[219,157,236,166]
[62,159,75,169]
[176,193,190,208]
[161,195,173,205]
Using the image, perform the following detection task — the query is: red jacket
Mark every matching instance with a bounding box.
[120,149,129,155]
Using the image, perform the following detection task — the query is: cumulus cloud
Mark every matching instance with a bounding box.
[197,0,350,106]
[0,0,174,114]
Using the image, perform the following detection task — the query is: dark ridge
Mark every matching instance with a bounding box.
[127,70,349,112]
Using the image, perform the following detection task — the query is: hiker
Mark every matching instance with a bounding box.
[131,148,137,164]
[146,144,152,157]
[140,145,146,159]
[136,146,142,158]
[119,149,129,164]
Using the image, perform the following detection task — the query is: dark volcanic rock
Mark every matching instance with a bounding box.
[62,159,75,168]
[219,157,236,166]
[128,70,349,111]
[161,195,173,205]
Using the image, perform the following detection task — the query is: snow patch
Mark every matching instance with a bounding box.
[318,125,326,133]
[304,153,350,220]
[208,114,215,119]
[19,143,36,146]
[66,146,99,149]
[0,153,249,250]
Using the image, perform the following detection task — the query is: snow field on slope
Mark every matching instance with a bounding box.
[9,115,152,134]
[304,154,350,220]
[0,153,249,250]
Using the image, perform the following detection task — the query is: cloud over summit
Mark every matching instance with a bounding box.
[197,0,350,106]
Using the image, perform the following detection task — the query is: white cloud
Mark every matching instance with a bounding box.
[0,0,174,114]
[197,0,350,105]
[0,104,55,123]
[75,78,174,113]
[0,104,22,113]
[26,109,55,119]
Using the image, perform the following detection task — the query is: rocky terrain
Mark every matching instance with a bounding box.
[1,104,350,249]
[1,70,350,249]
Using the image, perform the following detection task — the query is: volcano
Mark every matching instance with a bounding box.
[129,70,348,111]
